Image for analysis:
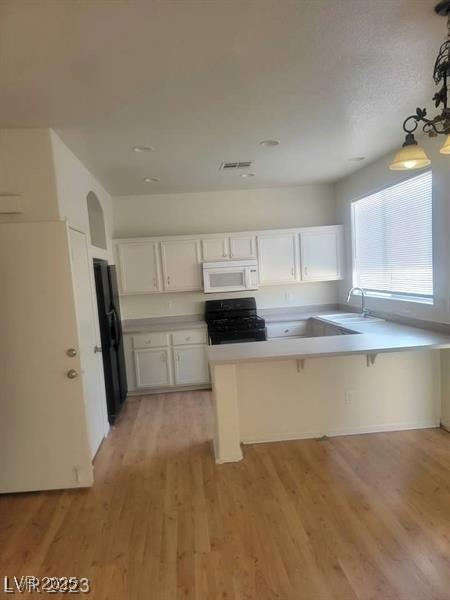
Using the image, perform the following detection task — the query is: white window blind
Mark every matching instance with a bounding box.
[352,171,433,300]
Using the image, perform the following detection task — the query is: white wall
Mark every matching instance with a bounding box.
[0,129,59,223]
[121,281,339,319]
[113,184,336,237]
[113,184,340,318]
[50,131,114,262]
[335,137,450,324]
[212,350,441,462]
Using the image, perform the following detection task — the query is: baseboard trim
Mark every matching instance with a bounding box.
[127,384,211,397]
[241,420,441,445]
[212,439,243,464]
[440,421,450,433]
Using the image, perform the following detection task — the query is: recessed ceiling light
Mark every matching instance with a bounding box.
[349,156,366,162]
[240,173,256,178]
[144,177,160,183]
[133,145,154,153]
[259,139,280,147]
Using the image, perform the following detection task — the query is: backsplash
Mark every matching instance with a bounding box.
[119,281,339,319]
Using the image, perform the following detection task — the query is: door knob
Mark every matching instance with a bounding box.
[66,348,77,357]
[67,369,78,379]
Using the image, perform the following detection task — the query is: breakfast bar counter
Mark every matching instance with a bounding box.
[207,313,450,365]
[208,312,450,464]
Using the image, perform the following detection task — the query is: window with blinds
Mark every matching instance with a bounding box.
[352,171,433,302]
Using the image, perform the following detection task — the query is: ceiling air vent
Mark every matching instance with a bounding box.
[220,161,253,170]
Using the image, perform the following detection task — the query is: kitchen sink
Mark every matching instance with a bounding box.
[321,313,384,324]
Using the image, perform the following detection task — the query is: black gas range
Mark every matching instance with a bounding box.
[205,297,267,345]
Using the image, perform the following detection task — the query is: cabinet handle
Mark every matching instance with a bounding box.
[186,336,191,341]
[285,329,289,334]
[175,352,180,362]
[146,339,152,345]
[153,277,157,287]
[291,267,294,276]
[304,266,308,276]
[167,276,170,286]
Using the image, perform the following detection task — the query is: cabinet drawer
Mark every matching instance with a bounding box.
[132,332,170,348]
[266,321,307,339]
[172,329,207,346]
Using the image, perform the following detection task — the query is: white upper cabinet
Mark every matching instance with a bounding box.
[299,226,343,281]
[115,224,345,296]
[202,237,229,261]
[229,235,256,259]
[116,241,161,294]
[202,235,256,261]
[161,239,202,291]
[257,233,299,285]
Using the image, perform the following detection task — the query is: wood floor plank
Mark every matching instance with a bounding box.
[1,391,450,599]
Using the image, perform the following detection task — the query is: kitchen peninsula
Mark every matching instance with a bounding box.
[208,312,450,463]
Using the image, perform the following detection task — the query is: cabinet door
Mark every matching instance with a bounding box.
[202,237,229,261]
[173,345,210,385]
[257,234,299,285]
[116,241,161,294]
[134,348,173,388]
[229,235,256,259]
[300,226,343,281]
[161,239,202,291]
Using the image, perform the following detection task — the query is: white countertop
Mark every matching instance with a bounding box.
[122,315,206,334]
[121,304,337,334]
[207,312,450,365]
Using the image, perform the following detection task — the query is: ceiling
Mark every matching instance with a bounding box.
[0,0,444,195]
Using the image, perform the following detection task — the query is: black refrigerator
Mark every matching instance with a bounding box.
[93,260,128,424]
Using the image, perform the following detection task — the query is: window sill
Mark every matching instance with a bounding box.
[362,291,434,306]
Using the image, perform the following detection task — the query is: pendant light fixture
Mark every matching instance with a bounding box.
[389,1,450,170]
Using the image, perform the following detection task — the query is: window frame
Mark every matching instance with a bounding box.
[350,171,434,306]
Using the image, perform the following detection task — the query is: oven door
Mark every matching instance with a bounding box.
[203,266,251,293]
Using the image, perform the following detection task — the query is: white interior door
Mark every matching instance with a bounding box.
[69,229,108,457]
[0,222,93,493]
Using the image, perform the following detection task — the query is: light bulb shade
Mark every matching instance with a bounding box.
[440,134,450,154]
[389,142,431,171]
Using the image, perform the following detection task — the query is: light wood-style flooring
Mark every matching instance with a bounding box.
[1,391,450,599]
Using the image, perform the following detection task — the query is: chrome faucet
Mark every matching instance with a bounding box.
[346,286,370,317]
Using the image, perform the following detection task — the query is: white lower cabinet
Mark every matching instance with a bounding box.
[134,347,173,388]
[173,345,209,385]
[131,328,210,390]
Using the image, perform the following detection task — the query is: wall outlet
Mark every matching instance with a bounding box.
[345,390,355,404]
